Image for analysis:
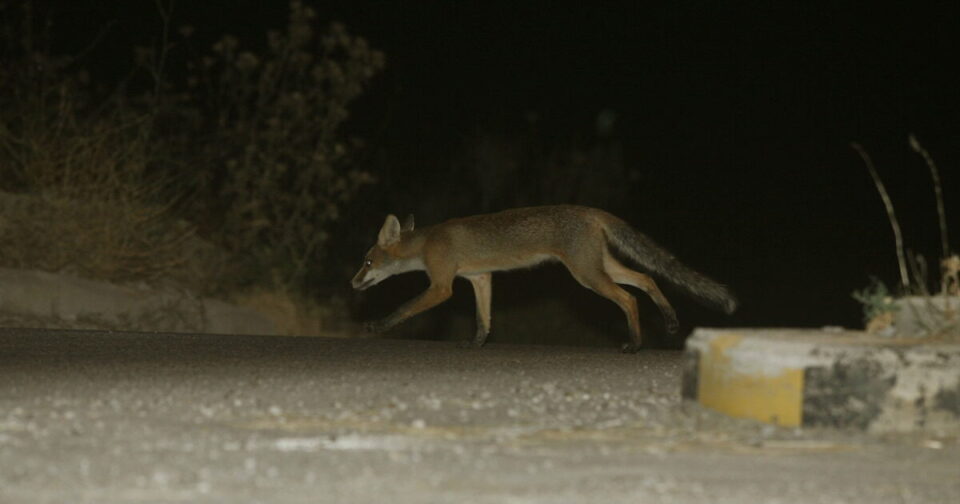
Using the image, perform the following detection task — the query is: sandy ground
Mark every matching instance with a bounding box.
[0,328,957,503]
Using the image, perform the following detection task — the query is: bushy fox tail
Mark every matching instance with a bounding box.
[604,219,738,314]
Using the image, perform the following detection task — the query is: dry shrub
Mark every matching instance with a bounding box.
[0,115,222,288]
[0,0,382,297]
[0,13,217,289]
[180,0,384,291]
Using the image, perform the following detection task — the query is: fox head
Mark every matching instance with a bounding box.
[351,213,417,290]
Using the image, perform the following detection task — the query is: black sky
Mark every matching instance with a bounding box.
[37,1,960,333]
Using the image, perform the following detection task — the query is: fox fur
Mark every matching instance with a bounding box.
[352,205,736,352]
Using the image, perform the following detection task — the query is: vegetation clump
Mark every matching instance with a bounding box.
[0,0,383,297]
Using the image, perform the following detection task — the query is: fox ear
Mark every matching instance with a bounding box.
[402,214,415,232]
[378,214,401,246]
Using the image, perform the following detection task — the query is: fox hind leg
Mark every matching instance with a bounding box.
[560,254,644,353]
[464,273,492,347]
[602,250,679,334]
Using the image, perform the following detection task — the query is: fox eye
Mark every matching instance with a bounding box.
[365,259,372,267]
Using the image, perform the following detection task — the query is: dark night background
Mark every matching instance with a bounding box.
[30,1,960,346]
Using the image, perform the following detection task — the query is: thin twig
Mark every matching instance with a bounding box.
[909,134,950,258]
[151,0,176,103]
[907,249,929,295]
[851,142,909,290]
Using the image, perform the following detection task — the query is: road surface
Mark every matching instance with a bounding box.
[0,328,957,503]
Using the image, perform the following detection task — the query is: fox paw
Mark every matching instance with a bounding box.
[458,337,485,349]
[620,343,641,354]
[665,317,679,334]
[364,320,390,333]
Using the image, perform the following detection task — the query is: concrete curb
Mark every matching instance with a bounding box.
[0,267,276,335]
[683,328,960,433]
[893,296,960,336]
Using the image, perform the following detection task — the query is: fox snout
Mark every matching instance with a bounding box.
[352,269,374,291]
[352,261,387,291]
[352,276,375,291]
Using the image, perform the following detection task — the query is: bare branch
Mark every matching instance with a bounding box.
[909,134,950,259]
[851,142,909,290]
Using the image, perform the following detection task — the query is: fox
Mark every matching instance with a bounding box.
[351,205,737,352]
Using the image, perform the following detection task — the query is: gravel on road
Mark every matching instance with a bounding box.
[0,328,957,503]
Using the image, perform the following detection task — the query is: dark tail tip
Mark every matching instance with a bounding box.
[723,295,738,315]
[703,283,737,315]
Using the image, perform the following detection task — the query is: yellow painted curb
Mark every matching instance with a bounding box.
[695,332,804,427]
[684,328,960,432]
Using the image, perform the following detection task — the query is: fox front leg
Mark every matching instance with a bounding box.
[364,319,394,333]
[365,282,454,333]
[463,273,492,347]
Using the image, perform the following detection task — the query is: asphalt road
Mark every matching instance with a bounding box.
[1,328,957,503]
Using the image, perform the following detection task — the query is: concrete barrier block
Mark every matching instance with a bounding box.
[683,328,960,433]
